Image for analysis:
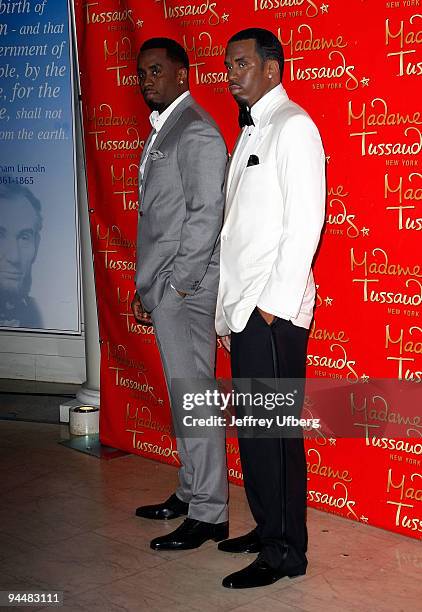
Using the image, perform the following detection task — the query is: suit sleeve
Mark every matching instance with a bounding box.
[170,120,227,294]
[256,114,326,320]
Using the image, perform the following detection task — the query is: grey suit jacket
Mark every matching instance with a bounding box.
[135,95,227,313]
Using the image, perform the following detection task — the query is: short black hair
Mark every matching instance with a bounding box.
[228,28,284,76]
[0,182,43,233]
[139,37,189,71]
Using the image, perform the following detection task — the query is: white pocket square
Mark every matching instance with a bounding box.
[149,150,167,160]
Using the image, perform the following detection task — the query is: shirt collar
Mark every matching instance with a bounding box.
[149,91,191,132]
[250,84,288,125]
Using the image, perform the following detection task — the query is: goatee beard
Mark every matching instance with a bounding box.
[235,95,249,107]
[145,100,167,114]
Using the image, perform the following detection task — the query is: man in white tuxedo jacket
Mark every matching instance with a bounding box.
[216,29,326,589]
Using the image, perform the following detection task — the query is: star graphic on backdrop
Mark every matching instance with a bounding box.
[361,227,370,236]
[326,155,331,164]
[360,515,369,523]
[321,3,329,13]
[329,438,336,446]
[137,19,144,27]
[360,374,370,383]
[324,297,333,306]
[222,12,230,21]
[360,77,370,87]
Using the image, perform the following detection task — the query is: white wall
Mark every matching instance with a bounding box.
[0,328,86,383]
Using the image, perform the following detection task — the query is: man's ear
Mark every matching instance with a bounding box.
[266,59,280,82]
[178,66,188,84]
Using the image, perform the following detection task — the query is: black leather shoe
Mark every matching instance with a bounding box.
[218,528,261,553]
[135,494,189,520]
[222,556,306,589]
[150,518,229,550]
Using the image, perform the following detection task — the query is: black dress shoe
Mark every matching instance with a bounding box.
[222,556,306,589]
[218,528,261,553]
[150,518,229,550]
[135,494,189,520]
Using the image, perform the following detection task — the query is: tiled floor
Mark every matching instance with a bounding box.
[0,420,421,612]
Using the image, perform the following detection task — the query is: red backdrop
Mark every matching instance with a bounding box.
[73,0,422,539]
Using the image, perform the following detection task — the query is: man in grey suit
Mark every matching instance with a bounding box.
[131,38,229,550]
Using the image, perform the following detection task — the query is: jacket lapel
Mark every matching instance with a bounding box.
[138,129,154,205]
[225,131,244,203]
[139,95,194,203]
[225,93,288,219]
[140,129,154,166]
[225,124,271,220]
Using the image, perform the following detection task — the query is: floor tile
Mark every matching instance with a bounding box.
[0,532,165,597]
[38,578,195,612]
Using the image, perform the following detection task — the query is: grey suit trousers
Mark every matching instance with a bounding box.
[151,280,228,524]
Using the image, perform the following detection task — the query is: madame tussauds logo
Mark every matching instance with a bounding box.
[386,469,422,533]
[351,392,422,440]
[88,126,143,153]
[384,172,422,231]
[279,25,359,90]
[104,37,139,87]
[306,343,359,381]
[126,404,171,435]
[183,31,228,85]
[110,164,139,212]
[351,247,422,308]
[183,31,225,59]
[325,184,360,238]
[157,0,221,26]
[109,364,155,395]
[386,14,422,77]
[307,448,352,483]
[128,431,180,464]
[84,2,135,26]
[97,224,136,250]
[307,481,359,519]
[385,324,422,381]
[254,0,318,18]
[87,104,138,130]
[348,98,422,157]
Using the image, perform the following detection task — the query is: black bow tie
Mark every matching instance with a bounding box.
[238,105,254,128]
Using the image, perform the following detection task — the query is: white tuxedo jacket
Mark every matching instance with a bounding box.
[216,86,326,336]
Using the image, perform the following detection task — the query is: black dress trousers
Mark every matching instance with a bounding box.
[231,308,309,569]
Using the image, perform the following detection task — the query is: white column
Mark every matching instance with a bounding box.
[60,87,100,422]
[74,104,101,409]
